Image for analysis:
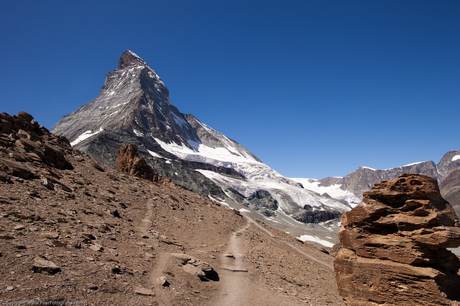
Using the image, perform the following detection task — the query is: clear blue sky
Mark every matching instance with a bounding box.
[1,0,459,179]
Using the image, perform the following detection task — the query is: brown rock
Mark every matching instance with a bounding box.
[334,174,460,305]
[171,253,216,280]
[0,158,33,179]
[115,144,172,184]
[134,287,155,296]
[17,111,34,122]
[32,256,61,275]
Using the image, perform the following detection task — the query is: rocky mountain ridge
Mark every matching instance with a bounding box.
[51,50,351,240]
[299,150,460,217]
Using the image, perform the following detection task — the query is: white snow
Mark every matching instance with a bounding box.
[147,150,162,158]
[133,129,144,137]
[402,161,426,167]
[291,178,360,207]
[127,50,142,60]
[70,128,103,146]
[297,234,335,248]
[452,155,460,162]
[153,137,259,165]
[360,166,376,171]
[152,119,351,217]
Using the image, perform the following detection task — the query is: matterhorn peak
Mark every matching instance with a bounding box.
[118,50,148,69]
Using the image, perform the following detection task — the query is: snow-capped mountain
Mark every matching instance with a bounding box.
[51,50,351,231]
[296,150,460,214]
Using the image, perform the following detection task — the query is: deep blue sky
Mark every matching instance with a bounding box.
[1,1,459,179]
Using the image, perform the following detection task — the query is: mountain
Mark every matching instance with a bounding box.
[296,150,460,216]
[0,111,343,305]
[51,50,351,242]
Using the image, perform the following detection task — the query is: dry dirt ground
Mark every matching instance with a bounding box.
[0,114,344,305]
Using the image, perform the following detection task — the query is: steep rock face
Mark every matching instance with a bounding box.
[51,50,351,225]
[334,174,460,305]
[440,168,460,218]
[115,143,172,185]
[438,150,460,179]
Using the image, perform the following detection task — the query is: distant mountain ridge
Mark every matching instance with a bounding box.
[51,50,350,236]
[296,150,460,216]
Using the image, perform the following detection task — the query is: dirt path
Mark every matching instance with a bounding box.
[214,218,251,306]
[211,216,312,306]
[134,199,170,300]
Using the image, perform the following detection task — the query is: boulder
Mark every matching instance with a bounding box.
[334,174,460,305]
[115,144,172,184]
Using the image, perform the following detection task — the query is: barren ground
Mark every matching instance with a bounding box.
[0,119,344,305]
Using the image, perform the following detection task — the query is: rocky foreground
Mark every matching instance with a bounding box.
[0,111,342,305]
[334,173,460,305]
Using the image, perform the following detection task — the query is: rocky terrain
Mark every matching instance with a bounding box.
[0,111,343,305]
[334,174,460,305]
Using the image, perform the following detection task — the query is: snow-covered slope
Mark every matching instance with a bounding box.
[291,178,361,207]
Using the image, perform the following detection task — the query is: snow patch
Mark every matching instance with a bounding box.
[291,178,360,207]
[71,128,103,146]
[133,129,144,137]
[403,161,426,167]
[297,235,335,248]
[147,150,162,158]
[452,155,460,162]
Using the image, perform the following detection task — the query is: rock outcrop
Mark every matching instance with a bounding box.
[334,174,460,305]
[114,143,172,185]
[0,111,73,182]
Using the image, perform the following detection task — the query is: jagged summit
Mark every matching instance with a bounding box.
[118,50,148,69]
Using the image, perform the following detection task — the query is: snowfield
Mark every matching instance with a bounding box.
[291,178,361,207]
[152,119,351,216]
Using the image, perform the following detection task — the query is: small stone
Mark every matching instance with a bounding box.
[32,256,61,275]
[14,225,25,230]
[134,287,155,296]
[41,177,55,190]
[41,232,59,239]
[157,276,170,287]
[89,243,103,252]
[12,243,26,249]
[6,286,14,291]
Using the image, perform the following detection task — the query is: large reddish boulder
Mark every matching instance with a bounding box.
[114,144,172,185]
[334,174,460,305]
